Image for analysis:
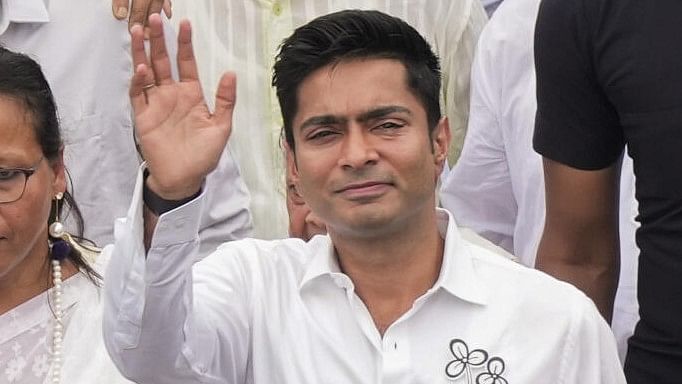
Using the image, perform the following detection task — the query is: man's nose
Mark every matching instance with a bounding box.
[337,128,379,169]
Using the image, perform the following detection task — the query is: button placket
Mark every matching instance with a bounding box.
[381,325,410,380]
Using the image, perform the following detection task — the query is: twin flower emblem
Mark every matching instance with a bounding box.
[445,339,508,384]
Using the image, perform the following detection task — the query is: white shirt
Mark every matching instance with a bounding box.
[171,0,488,238]
[0,254,132,384]
[0,0,253,253]
[480,0,504,16]
[103,166,625,383]
[439,0,639,361]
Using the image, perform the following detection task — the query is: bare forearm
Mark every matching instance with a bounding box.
[537,157,622,322]
[535,228,620,322]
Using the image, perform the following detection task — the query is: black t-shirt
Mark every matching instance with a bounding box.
[533,0,682,382]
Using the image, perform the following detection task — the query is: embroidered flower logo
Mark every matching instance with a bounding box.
[476,357,508,384]
[445,339,488,381]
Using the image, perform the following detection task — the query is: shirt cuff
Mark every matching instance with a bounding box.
[129,162,205,249]
[150,183,205,249]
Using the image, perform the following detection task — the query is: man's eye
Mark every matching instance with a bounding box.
[376,122,403,130]
[308,130,336,141]
[0,169,21,181]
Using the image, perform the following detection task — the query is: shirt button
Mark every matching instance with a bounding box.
[272,2,283,16]
[384,341,398,352]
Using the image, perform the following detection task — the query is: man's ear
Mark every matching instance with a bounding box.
[432,116,451,172]
[285,141,300,186]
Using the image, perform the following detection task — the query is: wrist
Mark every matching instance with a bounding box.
[143,169,201,215]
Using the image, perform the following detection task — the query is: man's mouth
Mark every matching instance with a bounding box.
[335,181,392,199]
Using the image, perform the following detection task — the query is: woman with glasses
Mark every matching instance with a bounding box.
[0,46,130,383]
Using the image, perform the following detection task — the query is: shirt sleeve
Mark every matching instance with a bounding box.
[440,21,516,253]
[533,0,625,170]
[557,296,627,383]
[102,165,250,384]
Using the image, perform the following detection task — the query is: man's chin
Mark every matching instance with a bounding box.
[332,214,404,238]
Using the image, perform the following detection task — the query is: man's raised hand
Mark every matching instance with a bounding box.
[130,14,236,201]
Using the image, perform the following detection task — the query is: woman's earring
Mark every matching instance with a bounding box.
[49,192,70,260]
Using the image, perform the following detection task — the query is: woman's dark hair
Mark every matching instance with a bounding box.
[273,9,442,152]
[0,46,101,283]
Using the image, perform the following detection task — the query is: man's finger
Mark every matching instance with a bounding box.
[130,25,156,90]
[149,0,165,15]
[130,64,151,112]
[212,72,237,136]
[128,0,152,30]
[163,0,173,18]
[176,20,200,82]
[112,0,129,20]
[148,14,173,85]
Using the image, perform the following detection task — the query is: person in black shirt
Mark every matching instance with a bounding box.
[533,0,682,382]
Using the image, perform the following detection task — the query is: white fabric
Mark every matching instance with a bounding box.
[0,273,78,384]
[479,0,504,16]
[102,165,625,383]
[0,254,131,384]
[0,0,253,254]
[439,0,639,362]
[170,0,488,238]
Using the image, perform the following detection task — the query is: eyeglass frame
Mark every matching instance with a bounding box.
[0,156,45,204]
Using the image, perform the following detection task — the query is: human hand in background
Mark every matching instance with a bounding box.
[112,0,172,31]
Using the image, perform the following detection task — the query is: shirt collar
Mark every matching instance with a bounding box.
[0,0,49,35]
[298,208,489,306]
[434,208,488,305]
[299,235,342,289]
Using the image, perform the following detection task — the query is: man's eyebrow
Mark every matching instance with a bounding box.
[299,115,347,131]
[357,106,412,123]
[298,106,411,131]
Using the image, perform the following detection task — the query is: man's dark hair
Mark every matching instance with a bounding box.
[0,46,100,284]
[273,9,442,152]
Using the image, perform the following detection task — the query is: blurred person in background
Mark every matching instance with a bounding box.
[440,0,639,361]
[0,0,252,256]
[533,0,682,381]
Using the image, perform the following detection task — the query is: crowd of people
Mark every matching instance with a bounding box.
[0,0,680,383]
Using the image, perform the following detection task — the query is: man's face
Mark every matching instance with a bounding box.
[288,58,449,239]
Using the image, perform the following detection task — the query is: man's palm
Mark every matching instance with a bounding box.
[130,15,235,200]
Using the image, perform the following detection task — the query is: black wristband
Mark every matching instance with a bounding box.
[142,169,201,215]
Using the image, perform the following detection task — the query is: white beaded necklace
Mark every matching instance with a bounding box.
[48,197,67,384]
[50,257,64,384]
